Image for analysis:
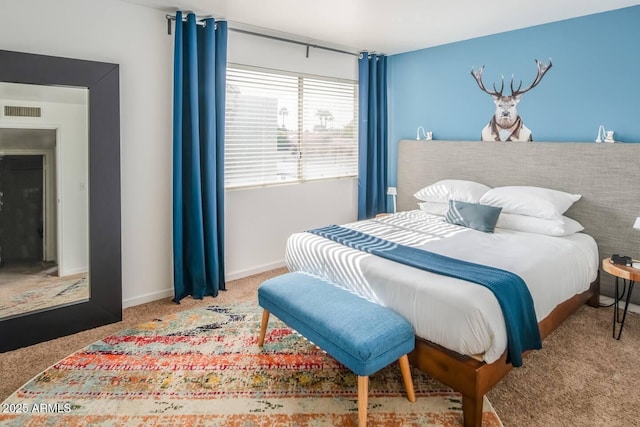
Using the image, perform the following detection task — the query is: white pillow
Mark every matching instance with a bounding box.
[418,201,449,216]
[479,186,581,220]
[414,179,490,203]
[496,213,584,236]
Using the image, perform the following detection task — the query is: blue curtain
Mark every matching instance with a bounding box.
[172,12,227,302]
[357,53,388,220]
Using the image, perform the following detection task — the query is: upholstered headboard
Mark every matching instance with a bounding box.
[397,140,640,302]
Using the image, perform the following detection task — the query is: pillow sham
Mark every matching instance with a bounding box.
[418,201,449,216]
[445,200,502,233]
[414,179,491,203]
[496,213,584,236]
[478,186,581,220]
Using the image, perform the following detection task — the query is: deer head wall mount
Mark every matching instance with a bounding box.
[471,59,552,142]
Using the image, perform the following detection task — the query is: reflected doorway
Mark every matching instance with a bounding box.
[0,155,49,266]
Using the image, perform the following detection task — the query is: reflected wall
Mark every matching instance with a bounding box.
[0,83,89,320]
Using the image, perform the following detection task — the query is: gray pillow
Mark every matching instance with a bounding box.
[445,200,502,233]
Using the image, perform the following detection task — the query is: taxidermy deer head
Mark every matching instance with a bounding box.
[471,59,552,141]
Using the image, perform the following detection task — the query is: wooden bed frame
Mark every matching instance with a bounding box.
[395,140,640,426]
[408,276,599,427]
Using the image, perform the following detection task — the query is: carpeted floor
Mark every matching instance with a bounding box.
[1,268,639,426]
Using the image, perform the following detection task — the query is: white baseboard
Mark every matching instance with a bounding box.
[122,261,286,309]
[599,295,640,314]
[123,288,174,309]
[225,260,286,282]
[60,267,88,277]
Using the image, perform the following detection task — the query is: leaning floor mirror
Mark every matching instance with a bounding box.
[0,50,121,352]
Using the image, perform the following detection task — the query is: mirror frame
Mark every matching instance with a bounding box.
[0,50,121,352]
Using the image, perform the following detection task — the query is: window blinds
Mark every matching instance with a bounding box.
[225,65,358,189]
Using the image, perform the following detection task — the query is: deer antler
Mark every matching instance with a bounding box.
[471,65,504,97]
[510,59,553,97]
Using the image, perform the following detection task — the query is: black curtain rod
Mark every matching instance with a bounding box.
[165,14,358,58]
[166,14,205,34]
[230,28,358,57]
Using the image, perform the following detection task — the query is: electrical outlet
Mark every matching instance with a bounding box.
[387,186,397,196]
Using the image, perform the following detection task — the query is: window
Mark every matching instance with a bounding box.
[225,65,358,189]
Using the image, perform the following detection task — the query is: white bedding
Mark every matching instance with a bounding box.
[285,210,599,363]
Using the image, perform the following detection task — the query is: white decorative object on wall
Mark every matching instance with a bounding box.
[604,130,615,143]
[596,125,615,143]
[415,127,432,140]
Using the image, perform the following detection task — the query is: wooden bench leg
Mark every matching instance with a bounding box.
[258,309,270,347]
[358,375,368,427]
[398,355,416,403]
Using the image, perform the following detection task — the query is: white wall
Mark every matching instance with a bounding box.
[1,0,175,307]
[0,0,359,307]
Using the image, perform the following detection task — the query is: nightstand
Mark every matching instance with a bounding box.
[602,258,640,339]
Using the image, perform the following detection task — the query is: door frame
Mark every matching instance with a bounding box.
[0,125,58,265]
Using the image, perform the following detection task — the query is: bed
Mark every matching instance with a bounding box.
[285,140,640,427]
[287,209,599,364]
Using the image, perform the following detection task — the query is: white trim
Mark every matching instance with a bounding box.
[122,261,287,308]
[225,260,286,282]
[599,295,640,314]
[123,287,174,309]
[60,267,87,277]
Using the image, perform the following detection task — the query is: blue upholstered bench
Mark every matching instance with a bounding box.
[257,271,416,426]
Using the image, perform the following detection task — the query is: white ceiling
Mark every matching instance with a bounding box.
[120,0,639,54]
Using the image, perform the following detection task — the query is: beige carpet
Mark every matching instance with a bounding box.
[1,268,638,426]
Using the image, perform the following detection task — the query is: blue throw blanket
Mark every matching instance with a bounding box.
[308,224,541,367]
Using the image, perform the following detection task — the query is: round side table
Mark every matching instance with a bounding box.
[602,258,640,339]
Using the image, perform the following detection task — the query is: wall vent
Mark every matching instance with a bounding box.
[4,105,42,118]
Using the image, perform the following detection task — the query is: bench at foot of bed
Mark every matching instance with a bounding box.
[257,271,416,427]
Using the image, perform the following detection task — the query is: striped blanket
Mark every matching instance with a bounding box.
[308,224,541,367]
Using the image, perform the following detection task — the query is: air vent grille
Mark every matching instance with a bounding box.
[4,106,42,118]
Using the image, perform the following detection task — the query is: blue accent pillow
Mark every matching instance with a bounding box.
[445,200,502,233]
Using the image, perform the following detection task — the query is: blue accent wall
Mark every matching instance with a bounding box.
[387,6,640,186]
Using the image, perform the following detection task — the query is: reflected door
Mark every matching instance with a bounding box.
[0,155,44,265]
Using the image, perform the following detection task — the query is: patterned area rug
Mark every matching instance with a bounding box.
[0,276,88,319]
[1,303,502,426]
